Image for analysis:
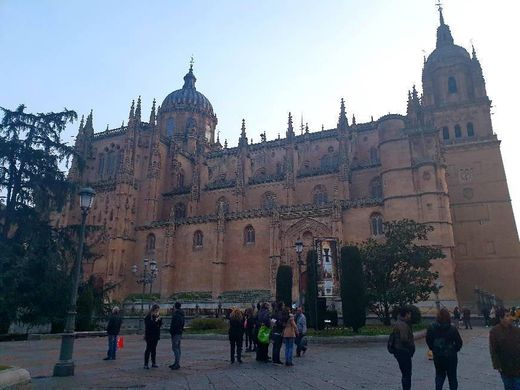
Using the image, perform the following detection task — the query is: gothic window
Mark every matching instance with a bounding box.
[244,225,255,245]
[167,118,175,137]
[369,147,379,164]
[455,125,462,138]
[370,213,384,236]
[313,185,328,206]
[442,127,450,140]
[216,197,229,214]
[106,152,116,177]
[448,76,458,93]
[467,122,475,137]
[185,117,196,136]
[320,154,338,170]
[177,171,185,188]
[146,233,156,253]
[276,162,283,175]
[193,230,203,249]
[370,177,383,199]
[262,192,277,209]
[98,154,105,177]
[174,202,187,219]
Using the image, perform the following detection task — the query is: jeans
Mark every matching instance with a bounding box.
[272,333,283,362]
[230,336,243,362]
[394,352,412,390]
[171,334,182,366]
[434,355,458,390]
[284,337,294,364]
[501,373,520,390]
[107,335,117,359]
[144,338,158,366]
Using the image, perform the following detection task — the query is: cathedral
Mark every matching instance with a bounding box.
[60,9,520,310]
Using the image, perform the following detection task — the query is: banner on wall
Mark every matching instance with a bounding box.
[315,238,338,297]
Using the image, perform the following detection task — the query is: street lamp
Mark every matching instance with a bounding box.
[53,187,96,377]
[434,281,444,312]
[132,258,159,330]
[295,239,304,306]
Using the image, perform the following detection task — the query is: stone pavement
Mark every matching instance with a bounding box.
[0,327,503,389]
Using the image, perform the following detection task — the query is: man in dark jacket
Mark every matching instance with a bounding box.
[389,307,415,390]
[490,310,520,389]
[169,302,185,370]
[426,308,463,390]
[104,306,122,360]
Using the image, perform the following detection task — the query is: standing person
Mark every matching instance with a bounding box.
[482,307,491,327]
[464,307,473,329]
[169,302,185,370]
[228,308,244,363]
[388,307,415,390]
[271,302,286,365]
[143,304,162,369]
[256,302,271,362]
[453,307,461,329]
[490,310,520,389]
[104,306,122,360]
[295,306,307,357]
[244,308,255,352]
[490,306,497,326]
[282,313,298,366]
[426,308,463,390]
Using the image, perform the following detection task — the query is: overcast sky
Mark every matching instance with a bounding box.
[1,0,519,223]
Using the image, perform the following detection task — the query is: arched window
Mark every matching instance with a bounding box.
[467,122,475,137]
[174,202,187,219]
[370,214,384,236]
[262,192,277,209]
[177,171,185,188]
[313,185,328,206]
[244,225,255,244]
[107,152,116,177]
[369,147,379,164]
[166,118,175,137]
[442,127,450,140]
[216,197,229,214]
[455,125,462,138]
[185,117,196,135]
[146,233,156,253]
[320,154,338,170]
[193,230,203,248]
[448,76,458,93]
[370,177,383,199]
[98,154,105,177]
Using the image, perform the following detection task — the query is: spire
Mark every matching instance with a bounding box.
[183,59,197,90]
[412,85,419,101]
[78,115,85,132]
[224,139,228,148]
[337,98,349,130]
[239,119,248,147]
[149,98,156,125]
[305,123,309,134]
[286,112,294,139]
[300,114,304,135]
[121,120,125,128]
[84,110,94,130]
[435,2,454,48]
[129,100,135,120]
[135,96,142,122]
[352,114,356,125]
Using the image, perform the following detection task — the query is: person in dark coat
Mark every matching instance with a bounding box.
[169,302,185,370]
[244,307,255,352]
[104,306,122,360]
[452,307,461,329]
[271,302,287,365]
[426,308,463,390]
[228,308,245,363]
[389,307,415,390]
[462,307,472,329]
[143,304,162,369]
[255,302,271,362]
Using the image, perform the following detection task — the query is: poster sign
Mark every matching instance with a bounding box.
[315,238,338,297]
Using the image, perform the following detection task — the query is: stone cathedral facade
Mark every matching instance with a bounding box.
[59,10,520,309]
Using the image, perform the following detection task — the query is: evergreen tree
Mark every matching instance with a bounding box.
[304,250,318,329]
[275,265,293,307]
[340,245,366,332]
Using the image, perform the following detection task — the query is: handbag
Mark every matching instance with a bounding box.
[258,324,271,344]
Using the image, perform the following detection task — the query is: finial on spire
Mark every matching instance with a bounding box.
[129,100,135,120]
[305,123,309,134]
[121,120,125,128]
[471,42,478,59]
[85,109,93,129]
[239,119,248,147]
[435,1,454,48]
[149,98,156,124]
[224,139,228,148]
[216,130,220,144]
[189,55,194,72]
[321,124,324,131]
[300,114,304,135]
[352,114,356,125]
[338,98,349,130]
[436,0,444,25]
[135,96,142,122]
[106,124,109,131]
[286,112,294,139]
[79,115,85,131]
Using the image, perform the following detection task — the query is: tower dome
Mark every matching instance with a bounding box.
[160,65,215,117]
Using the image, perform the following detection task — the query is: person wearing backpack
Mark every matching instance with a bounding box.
[426,308,463,390]
[388,307,415,390]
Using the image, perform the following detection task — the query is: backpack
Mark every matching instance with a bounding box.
[432,333,455,357]
[387,331,397,354]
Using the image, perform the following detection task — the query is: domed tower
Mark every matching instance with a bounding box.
[422,7,520,307]
[158,64,218,153]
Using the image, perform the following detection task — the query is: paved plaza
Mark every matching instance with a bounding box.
[1,327,502,389]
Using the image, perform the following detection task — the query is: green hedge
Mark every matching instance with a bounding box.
[188,318,227,332]
[124,293,161,302]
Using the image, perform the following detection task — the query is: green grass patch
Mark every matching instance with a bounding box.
[0,365,11,371]
[188,318,227,333]
[307,323,427,337]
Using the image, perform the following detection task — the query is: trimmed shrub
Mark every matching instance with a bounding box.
[276,265,293,306]
[340,246,366,332]
[189,318,227,331]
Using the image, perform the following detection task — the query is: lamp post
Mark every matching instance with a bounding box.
[434,281,444,312]
[295,239,304,306]
[53,187,96,377]
[132,258,158,331]
[217,296,222,318]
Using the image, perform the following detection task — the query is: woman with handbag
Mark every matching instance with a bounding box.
[143,304,162,369]
[256,302,271,362]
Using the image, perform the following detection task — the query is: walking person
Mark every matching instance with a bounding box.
[462,307,472,329]
[482,306,491,327]
[453,307,461,329]
[490,310,520,389]
[490,306,497,326]
[228,308,244,363]
[255,302,271,362]
[388,307,415,390]
[143,304,162,369]
[283,312,298,366]
[271,302,287,365]
[426,308,463,390]
[295,306,307,357]
[169,302,185,370]
[104,306,122,360]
